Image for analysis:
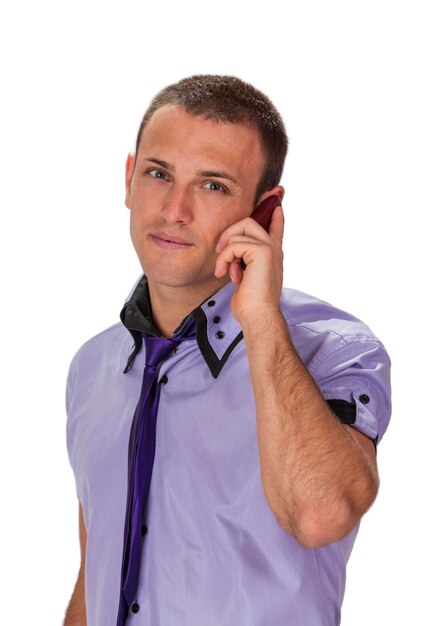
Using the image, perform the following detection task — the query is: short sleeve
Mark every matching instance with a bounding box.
[65,360,74,416]
[65,355,81,499]
[313,339,391,444]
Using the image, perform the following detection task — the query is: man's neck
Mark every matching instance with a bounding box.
[147,276,231,337]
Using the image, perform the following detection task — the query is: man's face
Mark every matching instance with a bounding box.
[125,105,271,297]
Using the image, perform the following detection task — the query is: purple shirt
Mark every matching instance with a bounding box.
[66,276,391,626]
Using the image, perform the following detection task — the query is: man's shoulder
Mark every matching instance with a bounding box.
[68,322,129,372]
[279,286,380,343]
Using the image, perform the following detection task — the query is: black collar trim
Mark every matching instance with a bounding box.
[193,307,244,378]
[120,276,243,378]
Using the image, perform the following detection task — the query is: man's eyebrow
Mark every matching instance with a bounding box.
[144,157,175,171]
[197,170,239,185]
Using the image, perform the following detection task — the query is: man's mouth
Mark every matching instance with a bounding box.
[151,231,193,249]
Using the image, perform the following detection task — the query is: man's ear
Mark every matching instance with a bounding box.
[125,153,136,209]
[255,185,285,208]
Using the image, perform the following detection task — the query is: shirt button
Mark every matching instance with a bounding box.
[142,524,148,537]
[213,316,221,324]
[216,330,225,339]
[208,300,216,307]
[359,394,370,404]
[131,603,140,614]
[159,375,168,385]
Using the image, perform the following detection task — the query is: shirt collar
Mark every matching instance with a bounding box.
[120,275,243,378]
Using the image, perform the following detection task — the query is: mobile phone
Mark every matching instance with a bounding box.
[250,194,282,232]
[240,195,282,270]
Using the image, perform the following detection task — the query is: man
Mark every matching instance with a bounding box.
[64,75,391,626]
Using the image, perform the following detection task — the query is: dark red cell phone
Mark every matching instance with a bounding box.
[240,195,282,270]
[250,194,282,232]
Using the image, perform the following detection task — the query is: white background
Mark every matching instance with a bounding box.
[1,1,442,624]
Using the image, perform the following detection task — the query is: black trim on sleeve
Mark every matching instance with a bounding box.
[327,399,356,425]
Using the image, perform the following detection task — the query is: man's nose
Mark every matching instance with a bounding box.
[160,184,193,224]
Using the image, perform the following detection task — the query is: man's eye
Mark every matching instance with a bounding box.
[146,169,168,180]
[203,181,227,192]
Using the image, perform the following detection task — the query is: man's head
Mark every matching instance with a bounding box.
[125,75,288,300]
[134,75,288,206]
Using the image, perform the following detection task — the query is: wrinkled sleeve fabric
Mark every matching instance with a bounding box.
[65,352,81,499]
[311,338,391,444]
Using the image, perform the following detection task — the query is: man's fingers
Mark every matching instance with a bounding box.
[229,260,243,284]
[214,240,262,277]
[215,217,270,253]
[267,205,285,243]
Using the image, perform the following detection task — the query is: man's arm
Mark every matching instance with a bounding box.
[241,310,379,548]
[64,503,87,626]
[215,202,380,548]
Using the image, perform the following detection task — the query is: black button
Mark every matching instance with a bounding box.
[159,375,168,385]
[213,316,221,324]
[216,330,225,339]
[359,394,370,404]
[142,524,148,537]
[131,603,140,614]
[208,300,216,307]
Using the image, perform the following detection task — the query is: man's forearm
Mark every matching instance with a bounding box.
[241,309,379,548]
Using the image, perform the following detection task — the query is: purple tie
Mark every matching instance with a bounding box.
[116,316,196,625]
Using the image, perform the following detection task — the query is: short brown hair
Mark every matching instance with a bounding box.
[135,74,288,204]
